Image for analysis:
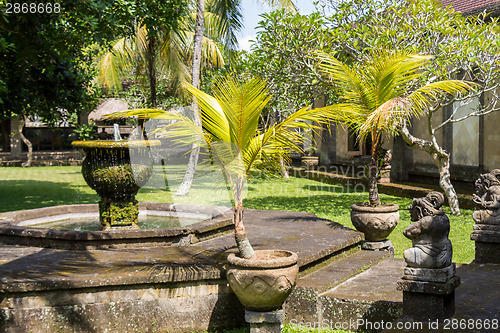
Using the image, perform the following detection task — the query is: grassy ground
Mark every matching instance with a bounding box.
[0,165,475,263]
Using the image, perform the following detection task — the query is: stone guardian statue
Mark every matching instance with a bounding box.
[403,192,452,269]
[472,169,500,225]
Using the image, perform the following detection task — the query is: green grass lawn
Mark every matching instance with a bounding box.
[0,165,475,263]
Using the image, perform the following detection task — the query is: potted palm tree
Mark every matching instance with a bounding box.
[313,50,474,244]
[113,74,335,311]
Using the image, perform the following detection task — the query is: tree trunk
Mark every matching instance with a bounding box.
[368,155,381,206]
[147,37,157,108]
[279,155,289,179]
[400,125,461,215]
[233,175,254,258]
[435,153,461,215]
[18,116,32,168]
[176,0,205,196]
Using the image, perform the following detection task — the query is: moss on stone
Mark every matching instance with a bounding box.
[99,198,139,228]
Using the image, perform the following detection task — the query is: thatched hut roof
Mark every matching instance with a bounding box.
[88,98,129,122]
[441,0,500,17]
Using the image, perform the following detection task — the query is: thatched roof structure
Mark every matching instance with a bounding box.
[441,0,500,17]
[88,99,129,122]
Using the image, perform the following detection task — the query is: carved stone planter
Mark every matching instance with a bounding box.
[72,140,161,230]
[301,156,319,169]
[350,203,399,241]
[227,249,299,311]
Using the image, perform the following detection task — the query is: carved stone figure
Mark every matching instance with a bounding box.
[403,192,452,269]
[472,169,500,225]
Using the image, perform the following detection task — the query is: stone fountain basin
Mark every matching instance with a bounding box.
[0,203,233,250]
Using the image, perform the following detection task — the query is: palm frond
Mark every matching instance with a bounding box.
[183,82,231,142]
[408,80,479,113]
[313,50,374,112]
[262,0,297,12]
[96,38,134,92]
[211,76,270,151]
[205,0,243,54]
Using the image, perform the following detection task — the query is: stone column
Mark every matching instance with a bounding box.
[397,266,460,320]
[471,225,500,263]
[245,309,283,333]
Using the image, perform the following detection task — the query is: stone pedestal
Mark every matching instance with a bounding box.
[361,239,394,255]
[471,224,500,264]
[245,309,283,333]
[397,275,460,321]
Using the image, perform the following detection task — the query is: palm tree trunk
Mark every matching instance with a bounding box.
[401,125,461,215]
[368,155,380,206]
[147,37,157,108]
[368,133,381,206]
[279,155,289,179]
[233,175,254,258]
[176,0,205,196]
[19,116,32,168]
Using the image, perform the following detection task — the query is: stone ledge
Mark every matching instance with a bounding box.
[402,264,455,283]
[471,230,500,243]
[473,224,500,232]
[245,309,283,324]
[397,276,460,295]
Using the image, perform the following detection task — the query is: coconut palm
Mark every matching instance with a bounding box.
[313,50,476,206]
[112,74,335,258]
[96,22,224,107]
[177,0,298,196]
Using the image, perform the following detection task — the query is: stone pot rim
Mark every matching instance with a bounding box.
[72,140,161,149]
[351,202,399,213]
[227,249,298,269]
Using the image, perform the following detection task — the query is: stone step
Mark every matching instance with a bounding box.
[321,257,405,302]
[298,250,391,293]
[284,252,399,329]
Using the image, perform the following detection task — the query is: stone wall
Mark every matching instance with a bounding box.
[0,280,245,333]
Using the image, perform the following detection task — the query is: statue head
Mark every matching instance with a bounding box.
[476,169,500,195]
[408,192,445,221]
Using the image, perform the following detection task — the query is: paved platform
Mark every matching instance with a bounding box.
[321,258,500,332]
[0,209,363,293]
[1,208,498,332]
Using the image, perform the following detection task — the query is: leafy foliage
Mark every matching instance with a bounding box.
[247,10,336,119]
[313,50,475,205]
[0,0,187,121]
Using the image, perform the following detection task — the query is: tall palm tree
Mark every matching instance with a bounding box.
[96,23,224,107]
[112,74,336,258]
[313,49,476,206]
[177,0,298,196]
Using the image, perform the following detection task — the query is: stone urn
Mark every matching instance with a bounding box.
[72,140,161,230]
[350,203,399,241]
[301,156,319,169]
[227,249,299,311]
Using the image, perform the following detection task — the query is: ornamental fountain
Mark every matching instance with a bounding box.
[71,139,160,230]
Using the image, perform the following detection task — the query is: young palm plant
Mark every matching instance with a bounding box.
[112,74,335,259]
[313,50,476,206]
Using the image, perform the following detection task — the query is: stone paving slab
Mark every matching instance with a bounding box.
[0,209,363,293]
[321,258,500,332]
[297,250,390,293]
[322,257,405,303]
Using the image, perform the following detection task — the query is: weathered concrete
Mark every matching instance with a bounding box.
[284,252,401,331]
[362,239,394,253]
[0,209,363,332]
[297,250,389,292]
[397,277,460,321]
[471,229,500,264]
[245,309,283,333]
[403,264,456,283]
[0,203,233,250]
